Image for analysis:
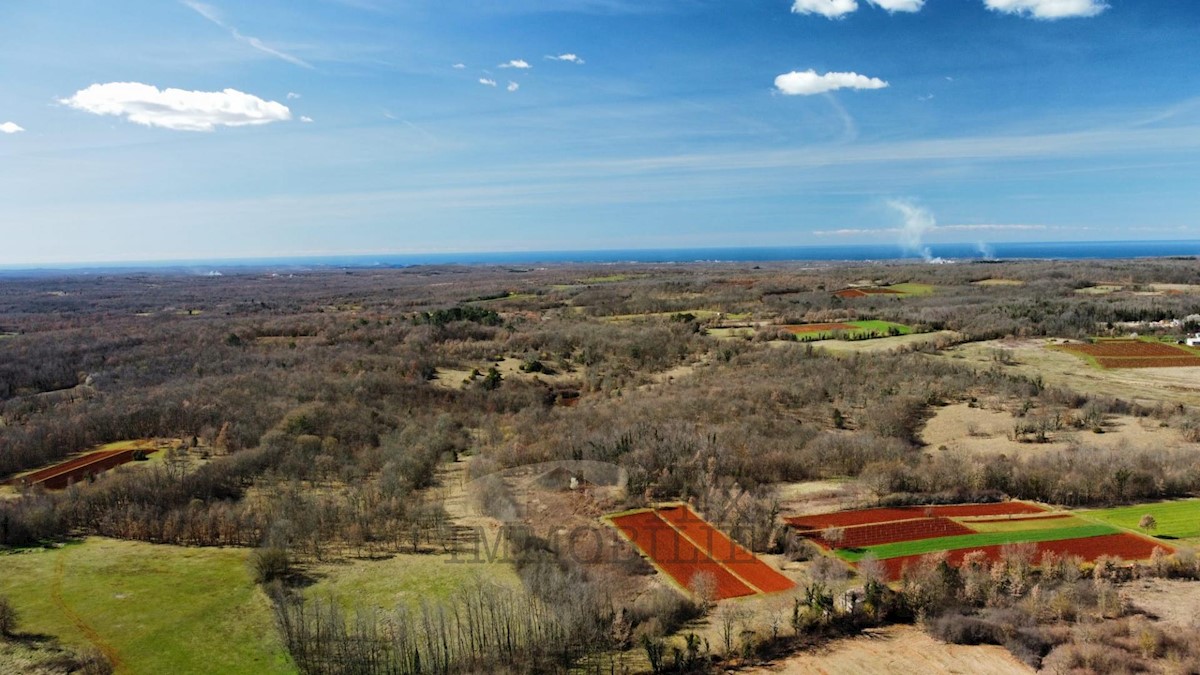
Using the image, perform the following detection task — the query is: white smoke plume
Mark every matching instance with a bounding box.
[976,241,996,260]
[888,199,945,263]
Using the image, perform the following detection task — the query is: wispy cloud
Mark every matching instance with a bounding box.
[869,0,924,11]
[452,63,466,69]
[507,81,520,92]
[300,115,314,123]
[775,70,889,96]
[287,92,302,100]
[181,1,313,68]
[791,0,858,18]
[60,82,292,131]
[498,59,532,69]
[983,0,1108,19]
[546,53,585,64]
[0,122,24,134]
[479,78,497,87]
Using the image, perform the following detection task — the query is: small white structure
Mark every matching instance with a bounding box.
[1187,335,1200,347]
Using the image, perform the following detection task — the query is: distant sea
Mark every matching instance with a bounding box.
[3,240,1200,274]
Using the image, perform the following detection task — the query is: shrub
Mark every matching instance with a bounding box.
[249,546,290,584]
[0,595,17,636]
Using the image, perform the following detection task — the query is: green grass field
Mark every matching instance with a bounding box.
[303,552,521,612]
[836,524,1117,562]
[887,283,935,296]
[0,538,293,675]
[791,320,913,341]
[1080,499,1200,542]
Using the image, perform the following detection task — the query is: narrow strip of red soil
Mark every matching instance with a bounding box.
[611,510,756,600]
[803,517,975,549]
[781,323,857,334]
[788,502,1046,531]
[962,513,1073,524]
[656,505,795,594]
[877,533,1172,581]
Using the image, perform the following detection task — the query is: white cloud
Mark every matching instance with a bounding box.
[507,81,520,92]
[181,1,313,68]
[452,63,466,69]
[60,82,292,132]
[546,53,584,64]
[813,223,1049,236]
[300,115,314,123]
[790,0,858,18]
[983,0,1107,19]
[868,0,924,11]
[498,59,531,69]
[0,122,24,134]
[479,78,497,87]
[287,92,301,99]
[774,70,889,96]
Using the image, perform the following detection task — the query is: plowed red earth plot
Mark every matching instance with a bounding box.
[7,448,147,490]
[1060,341,1200,369]
[880,533,1171,581]
[787,502,1046,531]
[610,506,794,600]
[781,323,856,334]
[656,506,795,594]
[805,517,975,549]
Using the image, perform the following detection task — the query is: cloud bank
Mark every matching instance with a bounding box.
[775,70,888,96]
[61,82,292,131]
[0,122,24,134]
[983,0,1108,19]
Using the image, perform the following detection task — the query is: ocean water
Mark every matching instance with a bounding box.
[3,240,1199,274]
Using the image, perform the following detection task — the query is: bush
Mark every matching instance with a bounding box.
[249,546,290,584]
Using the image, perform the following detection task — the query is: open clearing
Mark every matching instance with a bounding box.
[0,538,292,675]
[1055,339,1200,369]
[921,402,1192,457]
[742,624,1032,675]
[783,320,912,340]
[937,338,1200,407]
[303,552,522,612]
[801,330,959,354]
[971,278,1025,287]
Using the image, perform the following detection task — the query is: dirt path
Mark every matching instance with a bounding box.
[742,625,1032,675]
[51,552,127,673]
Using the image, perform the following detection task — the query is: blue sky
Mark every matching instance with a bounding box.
[1,0,1198,264]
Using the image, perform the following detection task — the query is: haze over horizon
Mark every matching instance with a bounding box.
[2,0,1199,265]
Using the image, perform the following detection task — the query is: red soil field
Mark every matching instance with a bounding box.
[7,448,148,490]
[878,533,1171,581]
[656,506,795,594]
[610,510,756,600]
[1062,341,1188,357]
[781,323,856,334]
[787,502,1046,531]
[1094,356,1200,369]
[804,517,975,549]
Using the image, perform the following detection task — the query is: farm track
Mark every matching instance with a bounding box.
[51,553,126,673]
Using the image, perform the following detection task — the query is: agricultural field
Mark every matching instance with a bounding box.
[608,504,795,600]
[3,440,165,490]
[1080,499,1200,544]
[789,502,1169,580]
[781,320,912,340]
[833,282,934,298]
[971,278,1025,287]
[0,538,292,675]
[1055,339,1200,369]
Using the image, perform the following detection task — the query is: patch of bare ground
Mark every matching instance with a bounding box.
[940,339,1200,408]
[775,479,869,520]
[741,625,1032,675]
[1123,578,1200,631]
[432,356,581,390]
[921,403,1192,457]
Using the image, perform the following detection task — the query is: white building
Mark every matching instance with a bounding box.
[1187,335,1200,347]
